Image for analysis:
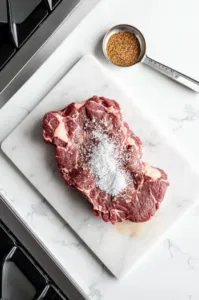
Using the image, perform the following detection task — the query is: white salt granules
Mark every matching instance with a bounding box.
[89,132,127,197]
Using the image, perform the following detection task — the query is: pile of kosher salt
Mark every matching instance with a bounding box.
[89,132,127,197]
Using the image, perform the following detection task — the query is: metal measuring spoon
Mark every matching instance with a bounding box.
[103,24,199,92]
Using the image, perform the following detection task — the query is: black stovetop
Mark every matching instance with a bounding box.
[0,0,62,71]
[0,221,68,300]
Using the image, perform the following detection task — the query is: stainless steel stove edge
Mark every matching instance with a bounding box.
[0,194,88,300]
[0,0,101,109]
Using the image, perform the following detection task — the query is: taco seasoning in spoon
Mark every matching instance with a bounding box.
[106,31,140,67]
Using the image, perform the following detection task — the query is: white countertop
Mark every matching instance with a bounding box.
[1,0,199,299]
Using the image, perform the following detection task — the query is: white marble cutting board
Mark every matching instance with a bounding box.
[2,55,199,279]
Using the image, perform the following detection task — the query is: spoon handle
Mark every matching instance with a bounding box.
[143,55,199,92]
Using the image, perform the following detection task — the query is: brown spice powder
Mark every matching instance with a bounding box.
[106,31,141,67]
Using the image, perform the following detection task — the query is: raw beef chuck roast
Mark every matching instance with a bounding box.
[43,96,169,224]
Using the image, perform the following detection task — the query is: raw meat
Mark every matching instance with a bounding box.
[43,96,169,224]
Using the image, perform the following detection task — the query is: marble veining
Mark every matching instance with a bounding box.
[0,188,15,203]
[1,0,199,297]
[1,98,199,299]
[170,104,199,131]
[2,55,199,280]
[88,264,106,300]
[167,239,199,270]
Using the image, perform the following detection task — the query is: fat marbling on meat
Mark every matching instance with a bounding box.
[43,96,169,224]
